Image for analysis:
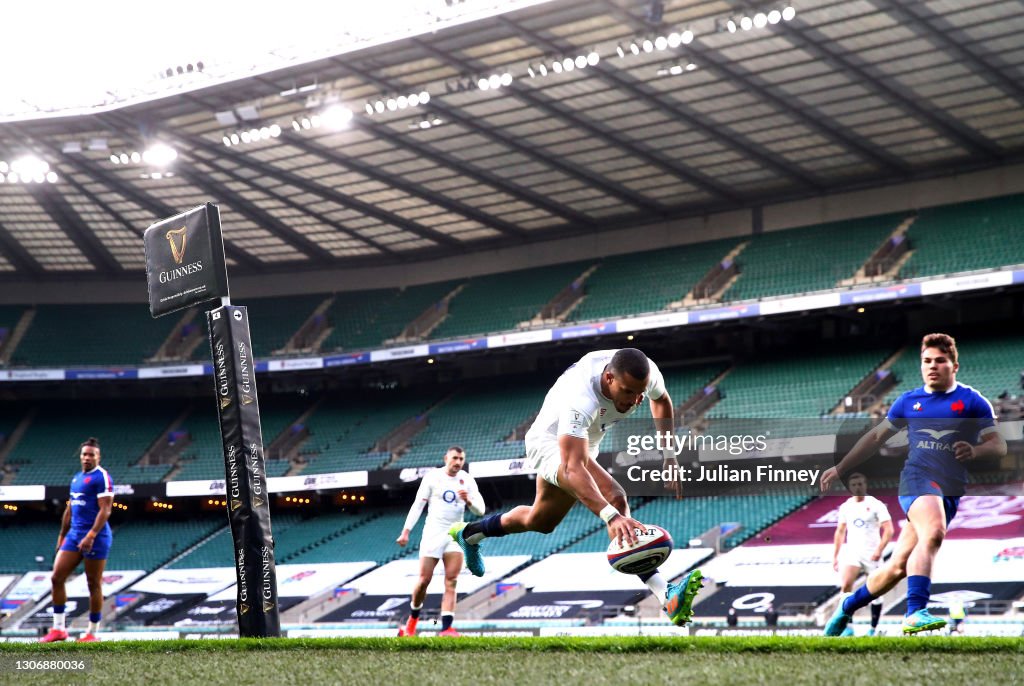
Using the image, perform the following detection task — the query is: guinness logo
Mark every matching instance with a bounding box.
[253,496,264,508]
[242,394,254,405]
[165,226,188,265]
[220,396,232,410]
[239,603,249,615]
[230,499,242,511]
[263,601,275,613]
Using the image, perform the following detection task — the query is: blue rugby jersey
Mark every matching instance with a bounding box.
[69,466,114,533]
[886,382,996,497]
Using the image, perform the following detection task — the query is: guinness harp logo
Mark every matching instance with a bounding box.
[239,603,250,615]
[242,394,254,405]
[263,601,275,613]
[220,396,232,410]
[166,226,188,265]
[253,496,264,508]
[230,499,243,511]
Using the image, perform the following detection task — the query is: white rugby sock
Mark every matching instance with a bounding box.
[53,612,65,630]
[644,572,668,606]
[88,620,100,634]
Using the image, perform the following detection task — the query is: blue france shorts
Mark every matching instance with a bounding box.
[898,494,960,527]
[60,528,112,560]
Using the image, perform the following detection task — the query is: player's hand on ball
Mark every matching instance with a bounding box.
[953,441,975,462]
[820,467,839,492]
[607,515,643,548]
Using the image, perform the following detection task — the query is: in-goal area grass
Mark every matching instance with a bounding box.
[2,635,1022,685]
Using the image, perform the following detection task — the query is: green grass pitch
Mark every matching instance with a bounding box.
[2,636,1022,685]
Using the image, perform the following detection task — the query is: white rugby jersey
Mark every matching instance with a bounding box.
[403,468,484,532]
[838,496,892,554]
[525,349,667,457]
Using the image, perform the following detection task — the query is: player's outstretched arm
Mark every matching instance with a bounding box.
[558,435,641,546]
[649,393,681,497]
[820,423,897,492]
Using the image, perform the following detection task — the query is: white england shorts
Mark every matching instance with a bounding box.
[839,548,880,574]
[419,524,462,559]
[525,440,562,487]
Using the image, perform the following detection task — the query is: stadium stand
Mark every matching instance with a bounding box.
[901,195,1024,279]
[722,214,903,302]
[0,521,58,573]
[233,294,326,358]
[284,509,415,565]
[301,391,443,474]
[0,305,25,347]
[6,399,181,485]
[709,349,891,419]
[388,380,548,469]
[166,525,233,569]
[172,395,310,481]
[107,519,227,572]
[569,239,738,322]
[172,409,231,482]
[431,262,591,339]
[320,281,461,352]
[12,304,182,367]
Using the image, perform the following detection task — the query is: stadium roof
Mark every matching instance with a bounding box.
[1,0,1022,281]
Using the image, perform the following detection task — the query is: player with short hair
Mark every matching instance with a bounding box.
[449,349,703,626]
[821,333,1006,635]
[40,437,114,643]
[396,446,484,637]
[832,472,893,636]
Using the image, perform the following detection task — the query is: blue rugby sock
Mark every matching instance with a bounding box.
[906,575,931,615]
[464,513,506,544]
[842,584,878,615]
[89,612,101,623]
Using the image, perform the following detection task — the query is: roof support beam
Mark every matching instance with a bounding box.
[869,0,1024,107]
[0,219,46,276]
[417,36,745,204]
[781,15,1004,160]
[331,63,600,227]
[280,132,531,239]
[165,129,467,251]
[501,14,821,191]
[170,161,338,264]
[40,143,262,271]
[25,184,123,273]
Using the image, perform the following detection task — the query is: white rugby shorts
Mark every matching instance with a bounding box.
[838,547,880,574]
[419,524,463,559]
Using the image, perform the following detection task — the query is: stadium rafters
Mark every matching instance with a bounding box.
[1,0,1022,282]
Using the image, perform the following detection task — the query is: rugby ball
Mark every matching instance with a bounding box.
[607,524,673,575]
